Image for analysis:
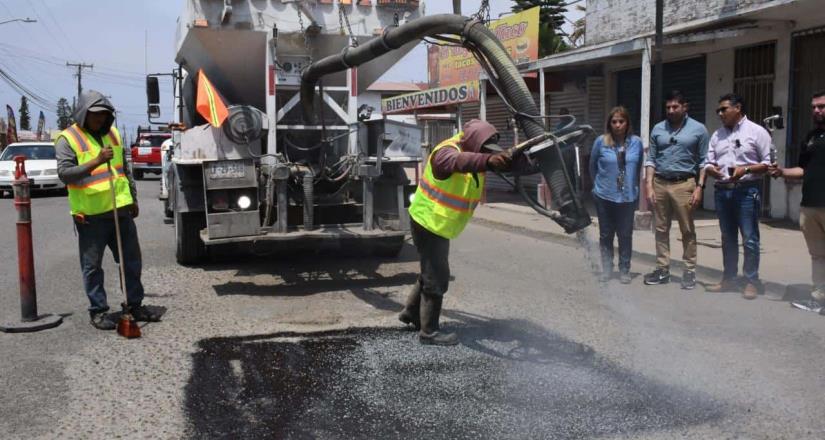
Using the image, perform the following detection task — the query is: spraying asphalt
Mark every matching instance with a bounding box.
[1,179,824,439]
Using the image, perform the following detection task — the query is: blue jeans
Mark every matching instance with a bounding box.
[75,214,145,313]
[714,183,761,283]
[593,195,636,273]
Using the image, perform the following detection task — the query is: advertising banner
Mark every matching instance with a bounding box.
[6,104,17,144]
[382,80,479,114]
[428,6,539,88]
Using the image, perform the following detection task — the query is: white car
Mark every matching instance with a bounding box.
[0,142,65,197]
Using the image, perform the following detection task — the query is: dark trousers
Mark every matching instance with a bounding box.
[411,219,450,298]
[714,183,761,283]
[75,214,145,313]
[593,195,636,273]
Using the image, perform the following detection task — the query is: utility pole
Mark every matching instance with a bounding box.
[66,62,94,102]
[653,0,664,122]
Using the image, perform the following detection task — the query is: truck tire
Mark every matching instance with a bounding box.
[175,210,207,265]
[163,197,173,219]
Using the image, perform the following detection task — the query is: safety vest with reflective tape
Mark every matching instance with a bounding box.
[58,124,133,216]
[409,133,484,239]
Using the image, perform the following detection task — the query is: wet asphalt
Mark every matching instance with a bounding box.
[1,179,824,439]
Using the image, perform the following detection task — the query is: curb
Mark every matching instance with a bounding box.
[474,204,800,300]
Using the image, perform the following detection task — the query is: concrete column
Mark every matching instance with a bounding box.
[771,33,792,220]
[638,38,652,214]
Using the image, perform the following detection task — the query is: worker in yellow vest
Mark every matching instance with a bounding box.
[401,119,528,345]
[56,90,159,330]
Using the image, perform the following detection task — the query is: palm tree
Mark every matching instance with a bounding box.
[569,4,586,48]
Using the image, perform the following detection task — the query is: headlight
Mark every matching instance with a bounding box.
[43,169,57,176]
[0,170,10,177]
[237,195,252,210]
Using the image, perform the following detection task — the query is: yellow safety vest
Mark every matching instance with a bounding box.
[409,133,485,239]
[58,124,133,216]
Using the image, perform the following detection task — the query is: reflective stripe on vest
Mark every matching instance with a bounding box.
[408,132,484,239]
[58,124,133,216]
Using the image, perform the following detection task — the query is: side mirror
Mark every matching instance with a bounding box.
[148,104,161,119]
[146,76,160,104]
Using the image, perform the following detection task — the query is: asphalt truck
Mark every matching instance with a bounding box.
[149,0,591,265]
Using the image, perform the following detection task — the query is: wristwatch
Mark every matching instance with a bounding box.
[745,166,752,174]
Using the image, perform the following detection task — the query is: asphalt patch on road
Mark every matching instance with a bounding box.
[184,318,725,439]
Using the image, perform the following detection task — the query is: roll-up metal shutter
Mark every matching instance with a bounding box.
[664,57,706,124]
[615,56,707,133]
[789,27,825,167]
[587,77,606,130]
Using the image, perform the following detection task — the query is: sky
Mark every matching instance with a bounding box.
[0,0,584,144]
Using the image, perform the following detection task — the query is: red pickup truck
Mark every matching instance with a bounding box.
[130,128,171,180]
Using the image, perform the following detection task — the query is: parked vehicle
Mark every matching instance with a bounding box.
[130,126,171,180]
[0,142,65,197]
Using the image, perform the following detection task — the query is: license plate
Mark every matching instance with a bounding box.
[208,161,246,179]
[138,147,152,156]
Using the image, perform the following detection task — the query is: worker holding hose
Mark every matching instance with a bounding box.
[400,119,531,346]
[56,90,160,330]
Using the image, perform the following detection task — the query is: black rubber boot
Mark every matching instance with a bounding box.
[419,294,458,346]
[398,281,421,330]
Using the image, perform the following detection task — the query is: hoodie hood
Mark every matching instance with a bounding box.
[72,90,115,135]
[459,119,497,153]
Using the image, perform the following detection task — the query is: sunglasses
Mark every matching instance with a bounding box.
[716,106,729,114]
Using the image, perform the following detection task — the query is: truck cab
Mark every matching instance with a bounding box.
[130,126,171,180]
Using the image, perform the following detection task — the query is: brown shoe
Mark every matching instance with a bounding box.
[742,283,758,300]
[706,279,737,293]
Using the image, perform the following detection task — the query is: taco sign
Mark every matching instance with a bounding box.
[381,81,479,114]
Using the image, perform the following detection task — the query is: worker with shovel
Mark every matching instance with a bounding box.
[56,90,159,330]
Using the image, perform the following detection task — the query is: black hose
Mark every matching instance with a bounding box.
[300,14,590,233]
[303,171,314,231]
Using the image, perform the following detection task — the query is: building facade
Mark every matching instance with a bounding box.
[509,0,824,220]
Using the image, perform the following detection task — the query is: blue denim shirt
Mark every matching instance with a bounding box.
[645,116,709,177]
[590,135,644,203]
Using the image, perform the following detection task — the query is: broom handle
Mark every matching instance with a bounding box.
[107,161,128,303]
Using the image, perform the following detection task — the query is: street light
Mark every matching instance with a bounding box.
[0,17,36,26]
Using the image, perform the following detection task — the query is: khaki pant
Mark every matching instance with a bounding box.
[653,177,697,271]
[800,206,825,296]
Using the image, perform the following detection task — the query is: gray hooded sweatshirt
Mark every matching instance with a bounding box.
[56,90,137,201]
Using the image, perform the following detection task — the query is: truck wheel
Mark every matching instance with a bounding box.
[175,210,207,265]
[163,197,173,219]
[134,170,144,180]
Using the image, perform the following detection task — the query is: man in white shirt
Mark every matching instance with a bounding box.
[704,93,771,299]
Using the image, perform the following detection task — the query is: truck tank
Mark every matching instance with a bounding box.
[159,0,426,264]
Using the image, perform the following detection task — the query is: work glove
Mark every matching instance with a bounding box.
[486,151,512,171]
[95,146,114,166]
[130,203,140,219]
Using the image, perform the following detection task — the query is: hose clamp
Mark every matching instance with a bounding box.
[339,46,351,68]
[462,18,482,39]
[379,27,394,51]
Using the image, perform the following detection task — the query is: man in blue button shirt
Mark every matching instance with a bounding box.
[643,90,709,289]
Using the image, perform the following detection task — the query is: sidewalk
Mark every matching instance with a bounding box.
[473,194,812,301]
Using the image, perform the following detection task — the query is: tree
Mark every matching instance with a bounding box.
[569,4,587,48]
[512,0,569,57]
[19,96,31,131]
[56,97,73,130]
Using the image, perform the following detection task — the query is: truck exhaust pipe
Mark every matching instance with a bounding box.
[300,14,590,233]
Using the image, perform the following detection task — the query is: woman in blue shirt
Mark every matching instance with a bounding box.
[589,106,644,283]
